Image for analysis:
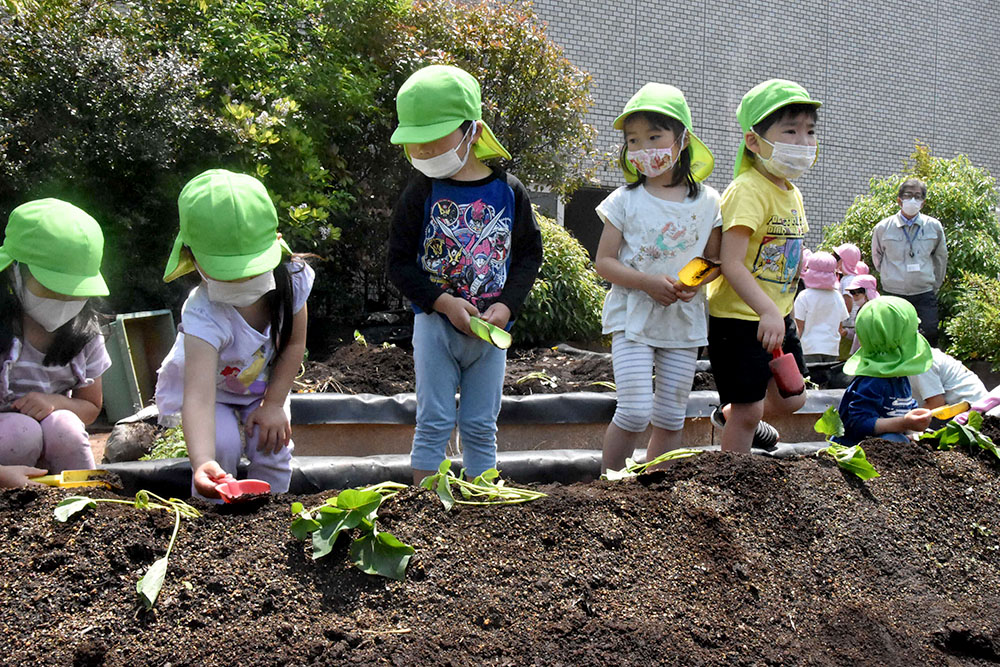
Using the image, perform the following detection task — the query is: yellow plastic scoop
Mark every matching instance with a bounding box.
[469,317,512,349]
[30,469,113,489]
[930,401,971,420]
[678,256,719,287]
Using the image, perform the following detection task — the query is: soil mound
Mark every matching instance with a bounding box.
[3,437,1000,665]
[294,344,717,395]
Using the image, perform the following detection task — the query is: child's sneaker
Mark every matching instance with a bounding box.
[710,406,780,450]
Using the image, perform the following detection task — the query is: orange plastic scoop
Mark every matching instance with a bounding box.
[678,257,719,287]
[769,348,805,398]
[930,401,970,420]
[215,478,271,503]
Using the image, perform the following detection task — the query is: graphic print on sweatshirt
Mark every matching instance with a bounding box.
[421,197,512,310]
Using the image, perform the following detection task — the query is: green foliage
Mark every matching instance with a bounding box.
[0,5,231,310]
[602,449,701,481]
[822,143,1000,322]
[290,482,413,580]
[813,407,880,480]
[141,425,188,461]
[418,460,547,511]
[54,490,200,609]
[920,409,1000,460]
[944,273,1000,368]
[512,212,605,346]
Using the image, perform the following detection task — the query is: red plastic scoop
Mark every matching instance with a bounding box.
[769,347,805,398]
[215,477,271,503]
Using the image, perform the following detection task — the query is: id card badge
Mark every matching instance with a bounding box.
[907,263,921,272]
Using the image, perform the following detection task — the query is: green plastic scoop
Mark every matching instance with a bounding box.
[469,316,512,349]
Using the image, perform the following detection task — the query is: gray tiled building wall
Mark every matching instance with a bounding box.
[531,0,1000,247]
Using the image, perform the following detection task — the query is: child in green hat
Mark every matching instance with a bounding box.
[593,82,722,472]
[154,169,315,500]
[0,199,111,487]
[836,296,933,446]
[386,64,543,484]
[706,79,821,453]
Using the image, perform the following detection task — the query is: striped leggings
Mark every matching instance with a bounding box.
[610,332,698,432]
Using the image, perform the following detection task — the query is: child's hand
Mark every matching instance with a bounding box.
[434,293,478,337]
[481,302,511,330]
[673,279,698,302]
[642,274,680,306]
[0,465,48,488]
[757,311,786,352]
[192,460,230,499]
[246,401,292,454]
[13,392,57,421]
[903,408,933,432]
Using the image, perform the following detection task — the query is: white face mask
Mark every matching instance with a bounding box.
[626,130,686,178]
[12,264,87,332]
[901,198,923,217]
[411,122,476,179]
[755,135,817,180]
[199,269,276,307]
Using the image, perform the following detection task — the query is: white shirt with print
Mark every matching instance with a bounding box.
[597,184,722,348]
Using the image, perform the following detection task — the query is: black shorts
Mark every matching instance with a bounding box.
[708,314,806,405]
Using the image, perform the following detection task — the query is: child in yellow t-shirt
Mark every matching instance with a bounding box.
[706,79,820,453]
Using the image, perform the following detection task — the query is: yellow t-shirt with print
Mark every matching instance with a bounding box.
[707,166,808,320]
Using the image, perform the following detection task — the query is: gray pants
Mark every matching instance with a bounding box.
[886,290,939,347]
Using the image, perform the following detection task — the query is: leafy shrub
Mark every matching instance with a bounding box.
[822,143,1000,320]
[0,7,231,310]
[944,273,1000,368]
[511,211,604,346]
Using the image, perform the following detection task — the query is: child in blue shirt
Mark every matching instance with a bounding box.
[386,65,543,484]
[836,296,933,446]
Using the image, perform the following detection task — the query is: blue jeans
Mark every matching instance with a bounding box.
[411,312,506,477]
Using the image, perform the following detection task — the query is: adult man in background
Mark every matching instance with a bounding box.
[871,178,947,346]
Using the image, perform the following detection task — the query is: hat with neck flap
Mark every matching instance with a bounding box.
[845,296,932,377]
[613,83,715,183]
[734,79,821,179]
[391,64,510,161]
[163,169,291,283]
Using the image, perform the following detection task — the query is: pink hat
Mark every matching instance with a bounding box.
[801,251,839,290]
[846,274,879,301]
[835,243,862,275]
[855,260,869,275]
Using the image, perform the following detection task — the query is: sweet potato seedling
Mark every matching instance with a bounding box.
[290,482,414,581]
[920,409,1000,460]
[814,406,880,480]
[54,491,200,609]
[419,460,547,511]
[602,448,702,481]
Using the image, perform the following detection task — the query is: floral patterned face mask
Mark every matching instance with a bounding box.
[626,129,686,177]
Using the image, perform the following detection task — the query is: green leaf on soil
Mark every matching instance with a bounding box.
[921,410,1000,459]
[814,406,845,438]
[818,443,880,480]
[349,532,415,581]
[137,557,168,610]
[311,507,364,559]
[54,496,97,522]
[335,489,383,518]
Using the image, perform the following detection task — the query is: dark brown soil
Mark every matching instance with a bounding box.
[294,343,716,395]
[4,434,1000,665]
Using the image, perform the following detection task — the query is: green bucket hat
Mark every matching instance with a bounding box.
[613,83,715,183]
[390,64,511,161]
[163,169,291,283]
[734,79,822,178]
[0,198,108,296]
[844,296,933,378]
